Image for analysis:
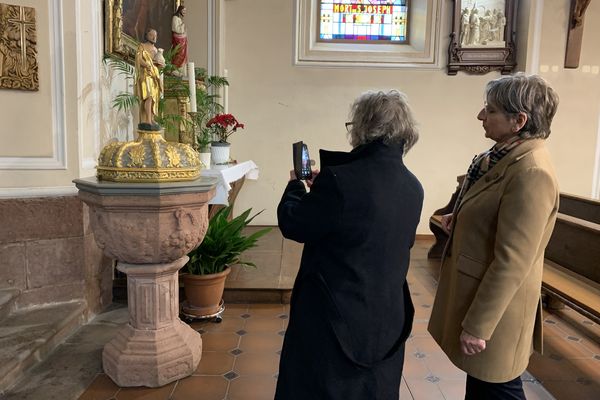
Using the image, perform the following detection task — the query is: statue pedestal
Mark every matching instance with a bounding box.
[74,177,217,387]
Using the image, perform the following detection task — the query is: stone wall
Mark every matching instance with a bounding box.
[0,196,112,316]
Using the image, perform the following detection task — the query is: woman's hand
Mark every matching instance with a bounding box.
[289,170,297,181]
[288,169,320,188]
[441,213,453,234]
[460,330,486,356]
[306,169,320,188]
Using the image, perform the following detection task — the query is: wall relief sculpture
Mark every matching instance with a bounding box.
[0,2,38,90]
[447,0,517,75]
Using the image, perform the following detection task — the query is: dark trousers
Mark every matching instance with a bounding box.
[465,375,526,400]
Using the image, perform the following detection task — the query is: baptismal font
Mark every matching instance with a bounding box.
[74,28,215,387]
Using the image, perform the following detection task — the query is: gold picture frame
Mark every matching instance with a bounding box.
[104,0,181,63]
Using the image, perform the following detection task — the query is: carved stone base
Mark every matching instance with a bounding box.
[74,177,217,387]
[102,320,201,387]
[102,257,201,387]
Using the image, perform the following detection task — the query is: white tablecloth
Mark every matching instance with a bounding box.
[201,160,259,205]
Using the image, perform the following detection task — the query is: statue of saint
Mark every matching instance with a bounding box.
[495,10,506,42]
[171,5,187,69]
[468,8,480,45]
[459,8,470,46]
[135,29,164,128]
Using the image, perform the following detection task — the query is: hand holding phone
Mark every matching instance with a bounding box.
[293,141,312,180]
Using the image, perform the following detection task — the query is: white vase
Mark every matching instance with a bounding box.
[211,142,230,165]
[199,151,211,169]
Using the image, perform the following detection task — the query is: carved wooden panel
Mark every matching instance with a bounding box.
[0,3,38,90]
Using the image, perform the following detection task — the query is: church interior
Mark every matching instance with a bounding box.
[0,0,599,399]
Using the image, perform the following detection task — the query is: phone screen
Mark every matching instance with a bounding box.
[293,141,312,180]
[301,146,311,179]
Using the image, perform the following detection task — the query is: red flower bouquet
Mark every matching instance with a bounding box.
[206,113,245,143]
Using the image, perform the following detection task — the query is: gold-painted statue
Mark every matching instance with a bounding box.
[135,29,164,128]
[96,27,202,183]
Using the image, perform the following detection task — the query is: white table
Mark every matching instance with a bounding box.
[201,160,259,205]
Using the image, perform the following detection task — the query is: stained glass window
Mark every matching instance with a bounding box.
[318,0,409,44]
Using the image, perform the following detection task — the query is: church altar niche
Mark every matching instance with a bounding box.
[447,0,517,75]
[0,3,38,91]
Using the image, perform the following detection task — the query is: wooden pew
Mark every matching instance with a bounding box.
[429,182,600,323]
[428,175,464,258]
[542,196,600,323]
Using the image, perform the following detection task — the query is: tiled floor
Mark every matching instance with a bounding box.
[73,236,598,399]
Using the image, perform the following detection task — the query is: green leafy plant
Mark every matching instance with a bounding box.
[195,126,213,151]
[186,206,271,275]
[188,72,229,150]
[103,54,139,113]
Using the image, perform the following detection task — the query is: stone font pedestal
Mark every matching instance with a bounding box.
[74,177,216,387]
[103,257,201,387]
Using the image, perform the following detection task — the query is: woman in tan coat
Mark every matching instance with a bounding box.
[428,74,560,399]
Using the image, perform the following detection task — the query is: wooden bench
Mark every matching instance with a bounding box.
[429,180,600,323]
[542,196,600,323]
[542,259,600,324]
[427,175,464,258]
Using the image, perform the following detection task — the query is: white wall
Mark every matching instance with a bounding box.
[204,0,600,232]
[536,0,600,198]
[1,0,598,231]
[0,0,104,195]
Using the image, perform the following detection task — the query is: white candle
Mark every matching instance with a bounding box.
[223,69,229,114]
[159,73,164,99]
[188,62,197,113]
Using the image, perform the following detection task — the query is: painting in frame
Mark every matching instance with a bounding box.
[105,0,181,63]
[447,0,517,75]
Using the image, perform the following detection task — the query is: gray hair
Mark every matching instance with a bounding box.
[348,90,418,153]
[485,73,559,139]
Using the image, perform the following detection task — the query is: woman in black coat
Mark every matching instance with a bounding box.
[275,90,424,400]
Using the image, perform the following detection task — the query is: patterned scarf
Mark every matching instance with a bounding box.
[456,135,528,208]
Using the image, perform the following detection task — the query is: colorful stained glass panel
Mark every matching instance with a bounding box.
[319,0,408,43]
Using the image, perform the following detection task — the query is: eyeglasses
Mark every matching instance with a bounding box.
[345,122,353,132]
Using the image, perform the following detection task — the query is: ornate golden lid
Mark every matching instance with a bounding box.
[97,129,202,182]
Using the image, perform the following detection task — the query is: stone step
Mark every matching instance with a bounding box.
[0,289,20,322]
[0,301,87,394]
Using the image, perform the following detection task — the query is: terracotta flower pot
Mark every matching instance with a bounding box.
[181,267,231,316]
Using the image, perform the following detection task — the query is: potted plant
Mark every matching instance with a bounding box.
[187,68,230,166]
[206,113,245,165]
[194,126,213,167]
[181,206,271,317]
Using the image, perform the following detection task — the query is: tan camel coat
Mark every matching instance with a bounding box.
[428,139,559,383]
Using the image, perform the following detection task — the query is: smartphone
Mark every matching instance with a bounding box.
[292,141,312,180]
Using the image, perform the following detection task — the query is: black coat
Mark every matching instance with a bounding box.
[275,139,424,400]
